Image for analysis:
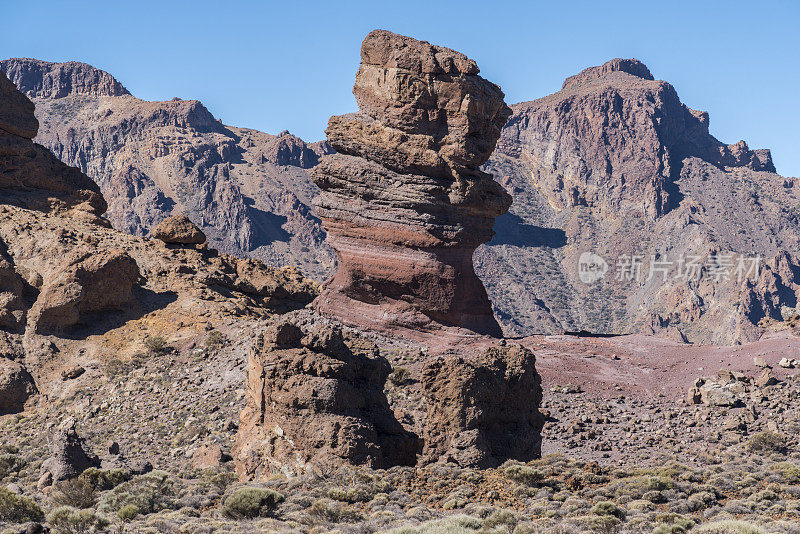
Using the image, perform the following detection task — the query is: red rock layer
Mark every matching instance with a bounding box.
[311,30,512,337]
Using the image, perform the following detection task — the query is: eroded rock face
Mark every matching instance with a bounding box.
[420,345,544,468]
[234,313,419,479]
[151,214,206,245]
[0,358,37,414]
[0,70,105,213]
[312,30,511,337]
[29,249,139,334]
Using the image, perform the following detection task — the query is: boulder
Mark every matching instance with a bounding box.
[29,249,139,334]
[311,30,511,337]
[420,344,544,468]
[151,214,206,245]
[233,313,419,479]
[0,358,36,413]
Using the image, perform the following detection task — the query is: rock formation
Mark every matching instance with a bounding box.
[0,357,37,414]
[311,30,512,336]
[41,419,101,483]
[0,58,334,280]
[151,214,206,245]
[30,248,139,334]
[420,344,544,467]
[480,58,800,342]
[234,313,419,479]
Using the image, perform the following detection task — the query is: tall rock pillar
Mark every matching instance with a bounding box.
[312,30,512,337]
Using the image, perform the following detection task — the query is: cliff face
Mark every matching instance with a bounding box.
[480,58,800,343]
[0,58,334,280]
[311,30,512,337]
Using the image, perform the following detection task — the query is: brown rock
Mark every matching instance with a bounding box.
[0,69,105,213]
[420,344,544,468]
[312,30,511,337]
[192,444,228,469]
[0,358,36,414]
[0,69,38,139]
[234,314,419,479]
[151,214,206,245]
[30,248,139,334]
[61,365,85,381]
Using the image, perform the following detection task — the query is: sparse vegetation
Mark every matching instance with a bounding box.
[0,486,44,522]
[222,487,285,519]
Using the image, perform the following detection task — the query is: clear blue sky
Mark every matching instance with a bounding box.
[3,0,798,175]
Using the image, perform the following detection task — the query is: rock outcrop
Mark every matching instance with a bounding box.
[0,70,104,213]
[29,249,139,334]
[420,345,543,467]
[151,214,206,245]
[311,30,511,336]
[234,313,419,479]
[0,58,334,281]
[0,357,37,414]
[41,419,101,483]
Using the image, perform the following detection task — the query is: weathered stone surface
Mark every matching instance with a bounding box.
[29,249,139,334]
[151,214,206,245]
[234,313,419,479]
[420,344,544,468]
[312,30,511,336]
[0,70,38,139]
[0,70,105,213]
[41,419,100,482]
[0,358,36,413]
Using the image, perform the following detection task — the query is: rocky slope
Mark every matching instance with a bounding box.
[0,58,334,280]
[479,58,800,343]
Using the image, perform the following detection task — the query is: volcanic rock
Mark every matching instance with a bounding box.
[41,419,100,482]
[0,70,104,213]
[0,358,36,413]
[151,214,206,245]
[420,344,544,468]
[29,248,139,334]
[233,313,419,479]
[311,30,512,337]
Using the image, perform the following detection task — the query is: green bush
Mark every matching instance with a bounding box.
[205,330,226,351]
[52,468,131,509]
[46,506,110,534]
[0,453,25,479]
[144,335,169,354]
[308,500,364,523]
[504,464,545,485]
[99,470,175,515]
[117,504,139,521]
[747,431,787,454]
[386,515,483,533]
[591,501,625,520]
[0,486,44,522]
[222,487,285,519]
[327,486,373,503]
